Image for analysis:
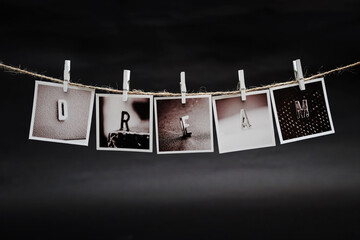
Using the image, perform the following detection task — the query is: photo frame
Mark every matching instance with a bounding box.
[154,95,214,154]
[213,90,276,153]
[29,81,95,146]
[96,94,153,152]
[270,78,335,144]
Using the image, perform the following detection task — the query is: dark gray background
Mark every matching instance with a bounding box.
[0,0,360,239]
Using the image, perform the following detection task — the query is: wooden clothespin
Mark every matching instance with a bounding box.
[180,71,187,104]
[238,69,246,101]
[123,70,130,101]
[293,59,305,91]
[63,60,70,92]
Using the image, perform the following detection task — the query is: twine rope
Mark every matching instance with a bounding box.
[0,61,359,96]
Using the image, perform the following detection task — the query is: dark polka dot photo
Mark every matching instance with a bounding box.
[270,78,335,144]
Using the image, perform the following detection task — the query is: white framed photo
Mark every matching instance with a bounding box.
[154,95,214,154]
[270,78,335,144]
[29,80,95,146]
[212,90,276,153]
[96,94,153,152]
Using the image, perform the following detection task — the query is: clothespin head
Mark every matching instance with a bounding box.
[238,69,246,101]
[63,60,70,92]
[293,59,305,91]
[123,70,130,101]
[180,71,187,104]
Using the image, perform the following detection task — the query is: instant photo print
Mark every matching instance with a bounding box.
[154,95,214,154]
[270,78,335,144]
[96,94,153,152]
[213,90,276,153]
[29,81,95,146]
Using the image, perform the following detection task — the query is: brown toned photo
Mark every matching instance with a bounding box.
[154,95,214,154]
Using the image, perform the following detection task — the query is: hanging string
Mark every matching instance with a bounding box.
[0,61,359,96]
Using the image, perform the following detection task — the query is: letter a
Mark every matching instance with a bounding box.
[240,109,251,129]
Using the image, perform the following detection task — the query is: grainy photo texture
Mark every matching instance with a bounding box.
[270,78,335,144]
[29,81,95,146]
[155,96,214,154]
[213,90,276,153]
[96,94,153,152]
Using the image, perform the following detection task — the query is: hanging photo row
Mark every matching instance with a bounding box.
[27,59,336,154]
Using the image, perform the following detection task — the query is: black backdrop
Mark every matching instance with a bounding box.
[1,1,360,239]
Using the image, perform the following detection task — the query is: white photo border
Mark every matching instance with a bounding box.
[212,90,276,154]
[154,95,214,154]
[96,93,154,153]
[270,78,335,144]
[29,80,95,146]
